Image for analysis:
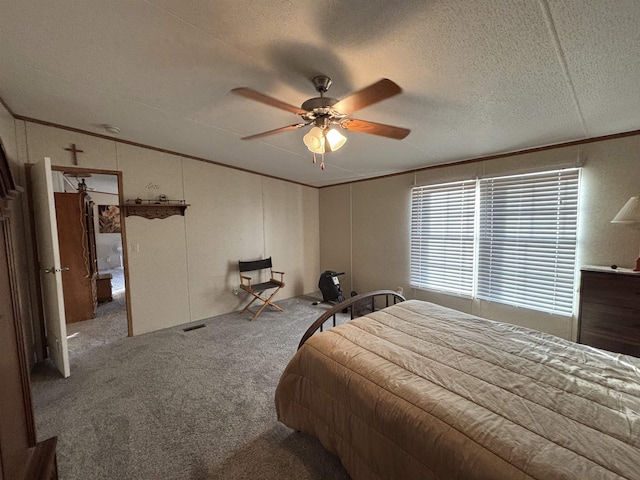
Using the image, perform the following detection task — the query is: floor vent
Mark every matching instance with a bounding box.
[183,324,205,332]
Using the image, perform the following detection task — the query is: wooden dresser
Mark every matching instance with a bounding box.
[96,273,113,303]
[578,266,640,357]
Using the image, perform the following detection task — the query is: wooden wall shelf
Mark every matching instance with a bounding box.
[123,201,189,219]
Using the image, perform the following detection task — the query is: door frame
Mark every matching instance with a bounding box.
[52,165,132,337]
[29,165,132,354]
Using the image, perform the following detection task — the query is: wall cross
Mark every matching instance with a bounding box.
[64,143,84,165]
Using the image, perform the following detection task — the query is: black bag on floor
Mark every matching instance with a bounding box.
[318,271,346,303]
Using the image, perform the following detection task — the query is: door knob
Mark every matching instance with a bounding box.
[43,267,70,274]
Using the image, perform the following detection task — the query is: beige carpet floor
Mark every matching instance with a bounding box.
[31,293,350,480]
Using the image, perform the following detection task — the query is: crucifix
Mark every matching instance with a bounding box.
[64,143,84,165]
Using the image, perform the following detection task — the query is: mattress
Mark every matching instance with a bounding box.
[275,300,640,480]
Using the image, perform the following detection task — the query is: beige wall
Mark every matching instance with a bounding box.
[319,136,640,340]
[7,101,639,344]
[19,121,320,335]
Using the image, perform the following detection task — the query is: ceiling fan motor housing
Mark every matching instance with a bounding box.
[301,96,339,119]
[302,75,344,124]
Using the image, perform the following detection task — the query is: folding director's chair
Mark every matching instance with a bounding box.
[238,257,285,321]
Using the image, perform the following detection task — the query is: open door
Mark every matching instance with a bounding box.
[31,157,70,377]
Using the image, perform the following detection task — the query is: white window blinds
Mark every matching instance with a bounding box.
[477,169,580,316]
[410,181,476,295]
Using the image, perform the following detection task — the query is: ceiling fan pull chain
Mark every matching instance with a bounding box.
[312,152,317,164]
[320,152,325,170]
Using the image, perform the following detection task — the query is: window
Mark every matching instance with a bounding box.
[410,168,580,316]
[410,180,476,295]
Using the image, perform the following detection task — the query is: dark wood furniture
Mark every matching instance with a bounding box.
[577,266,640,357]
[96,273,113,303]
[54,192,98,323]
[1,140,58,479]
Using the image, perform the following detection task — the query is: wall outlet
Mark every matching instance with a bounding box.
[397,287,404,296]
[233,288,239,295]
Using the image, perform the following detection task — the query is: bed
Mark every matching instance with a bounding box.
[275,291,640,480]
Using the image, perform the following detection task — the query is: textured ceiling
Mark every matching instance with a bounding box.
[1,1,639,187]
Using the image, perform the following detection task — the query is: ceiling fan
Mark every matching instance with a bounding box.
[231,75,410,168]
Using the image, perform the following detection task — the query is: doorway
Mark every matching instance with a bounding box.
[53,166,131,360]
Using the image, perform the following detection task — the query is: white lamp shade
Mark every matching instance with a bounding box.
[308,143,325,154]
[303,127,325,152]
[611,196,640,224]
[325,128,347,152]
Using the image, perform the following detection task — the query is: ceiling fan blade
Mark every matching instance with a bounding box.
[241,123,308,140]
[341,118,410,140]
[231,87,307,115]
[332,79,402,115]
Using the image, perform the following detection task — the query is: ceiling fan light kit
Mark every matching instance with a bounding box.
[325,128,347,151]
[231,74,410,169]
[303,126,325,152]
[303,126,347,154]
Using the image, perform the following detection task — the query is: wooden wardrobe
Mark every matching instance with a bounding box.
[54,191,98,323]
[0,141,58,479]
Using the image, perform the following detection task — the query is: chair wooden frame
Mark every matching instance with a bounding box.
[238,257,285,321]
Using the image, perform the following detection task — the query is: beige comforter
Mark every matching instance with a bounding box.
[275,300,640,480]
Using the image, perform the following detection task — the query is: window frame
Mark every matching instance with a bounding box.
[409,179,477,297]
[409,168,581,316]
